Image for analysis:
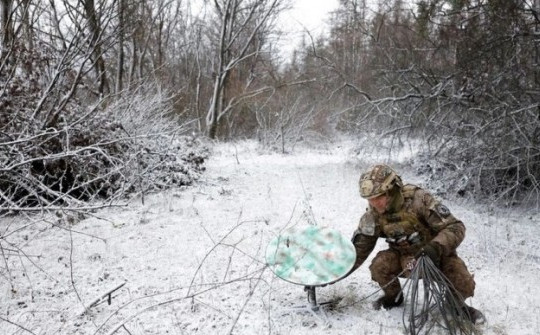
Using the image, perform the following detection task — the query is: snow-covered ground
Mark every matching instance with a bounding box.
[1,139,539,334]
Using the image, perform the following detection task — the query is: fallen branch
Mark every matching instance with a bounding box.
[0,315,38,335]
[84,281,128,313]
[99,268,266,335]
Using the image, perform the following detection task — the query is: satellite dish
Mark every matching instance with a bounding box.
[266,225,356,287]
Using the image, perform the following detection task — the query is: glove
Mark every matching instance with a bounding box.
[415,242,442,267]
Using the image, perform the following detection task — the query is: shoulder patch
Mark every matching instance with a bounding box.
[359,212,377,236]
[436,204,451,218]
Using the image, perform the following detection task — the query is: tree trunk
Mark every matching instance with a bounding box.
[116,0,125,93]
[207,73,225,139]
[535,0,540,87]
[81,0,109,95]
[128,34,137,87]
[0,0,13,62]
[205,0,281,139]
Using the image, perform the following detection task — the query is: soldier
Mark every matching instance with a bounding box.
[348,164,484,324]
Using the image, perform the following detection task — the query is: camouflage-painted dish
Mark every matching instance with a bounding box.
[266,226,356,286]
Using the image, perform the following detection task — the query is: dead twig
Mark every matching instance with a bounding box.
[99,268,267,335]
[0,315,38,335]
[227,266,267,334]
[186,209,246,297]
[84,281,127,313]
[69,228,88,315]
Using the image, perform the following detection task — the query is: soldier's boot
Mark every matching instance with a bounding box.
[445,290,485,325]
[369,249,404,310]
[373,293,404,310]
[461,304,486,325]
[371,279,403,310]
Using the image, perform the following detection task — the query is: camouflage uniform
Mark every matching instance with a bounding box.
[348,164,477,311]
[351,184,476,301]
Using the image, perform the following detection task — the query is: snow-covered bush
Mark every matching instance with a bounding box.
[0,48,208,210]
[99,88,209,197]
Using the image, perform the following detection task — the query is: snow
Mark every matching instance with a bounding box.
[2,139,540,334]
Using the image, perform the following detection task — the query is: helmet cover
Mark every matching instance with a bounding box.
[359,164,402,199]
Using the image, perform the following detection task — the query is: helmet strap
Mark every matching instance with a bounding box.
[386,185,404,213]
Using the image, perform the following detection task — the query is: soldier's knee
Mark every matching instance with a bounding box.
[459,274,476,298]
[369,250,400,281]
[443,257,476,298]
[369,261,383,281]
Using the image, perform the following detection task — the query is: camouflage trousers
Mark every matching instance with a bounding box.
[369,248,475,300]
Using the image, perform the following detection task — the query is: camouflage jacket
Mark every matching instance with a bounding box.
[350,184,465,272]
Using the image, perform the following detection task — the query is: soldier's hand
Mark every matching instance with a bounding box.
[415,242,442,267]
[406,259,417,271]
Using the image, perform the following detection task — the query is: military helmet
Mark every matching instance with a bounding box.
[359,164,403,199]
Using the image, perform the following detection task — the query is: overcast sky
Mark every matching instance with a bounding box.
[277,0,340,59]
[189,0,341,61]
[285,0,339,33]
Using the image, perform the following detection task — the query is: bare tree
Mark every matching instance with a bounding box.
[80,0,110,95]
[0,0,13,62]
[115,0,125,92]
[205,0,285,139]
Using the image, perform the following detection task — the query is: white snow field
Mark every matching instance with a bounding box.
[1,139,539,335]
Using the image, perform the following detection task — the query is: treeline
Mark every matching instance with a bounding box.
[0,0,539,206]
[315,0,540,205]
